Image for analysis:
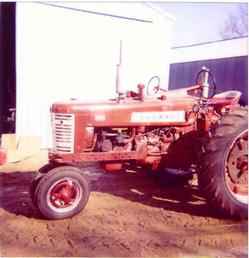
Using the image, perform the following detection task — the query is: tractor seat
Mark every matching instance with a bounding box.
[213,90,241,100]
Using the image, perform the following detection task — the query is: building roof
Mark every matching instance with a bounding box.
[39,2,175,24]
[171,36,248,63]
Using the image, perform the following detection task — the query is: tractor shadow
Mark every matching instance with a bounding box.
[0,171,40,218]
[89,165,222,219]
[0,166,223,219]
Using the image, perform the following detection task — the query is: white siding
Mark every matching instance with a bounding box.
[171,37,248,64]
[16,2,174,147]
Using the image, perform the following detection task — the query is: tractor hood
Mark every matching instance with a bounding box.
[51,97,197,113]
[51,88,200,127]
[51,86,200,114]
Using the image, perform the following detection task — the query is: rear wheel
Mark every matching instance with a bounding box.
[198,107,248,219]
[34,166,90,219]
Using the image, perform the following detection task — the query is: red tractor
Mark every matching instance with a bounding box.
[31,67,248,220]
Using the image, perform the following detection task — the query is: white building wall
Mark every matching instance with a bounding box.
[16,2,174,148]
[171,37,248,64]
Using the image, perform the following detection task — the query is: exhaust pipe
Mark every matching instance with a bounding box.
[116,40,123,102]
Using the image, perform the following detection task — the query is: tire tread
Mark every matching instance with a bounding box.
[198,107,248,219]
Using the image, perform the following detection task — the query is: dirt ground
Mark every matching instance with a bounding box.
[0,163,248,257]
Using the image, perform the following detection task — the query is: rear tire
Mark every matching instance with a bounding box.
[34,166,90,219]
[198,107,248,219]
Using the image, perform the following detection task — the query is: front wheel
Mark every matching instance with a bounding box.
[198,107,248,219]
[34,166,90,219]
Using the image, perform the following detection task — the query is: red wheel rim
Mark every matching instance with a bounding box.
[226,130,248,204]
[47,177,82,213]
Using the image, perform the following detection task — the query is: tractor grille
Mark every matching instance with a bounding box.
[52,113,75,153]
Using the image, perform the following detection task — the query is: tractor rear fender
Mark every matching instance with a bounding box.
[210,90,242,113]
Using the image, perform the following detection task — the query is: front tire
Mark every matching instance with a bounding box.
[198,107,248,219]
[34,166,90,219]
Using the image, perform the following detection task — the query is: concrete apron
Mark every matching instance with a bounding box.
[0,134,48,172]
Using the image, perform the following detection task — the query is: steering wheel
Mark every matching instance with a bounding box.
[195,68,217,98]
[146,76,161,96]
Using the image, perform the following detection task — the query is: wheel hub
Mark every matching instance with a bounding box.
[226,130,248,200]
[50,179,79,208]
